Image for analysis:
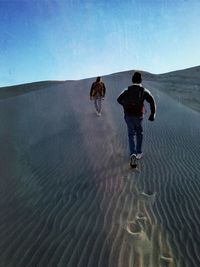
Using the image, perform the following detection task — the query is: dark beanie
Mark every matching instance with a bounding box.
[132,72,142,83]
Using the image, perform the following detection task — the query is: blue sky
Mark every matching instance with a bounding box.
[0,0,200,87]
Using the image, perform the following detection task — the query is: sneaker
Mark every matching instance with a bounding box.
[96,111,101,116]
[130,154,137,168]
[136,153,143,160]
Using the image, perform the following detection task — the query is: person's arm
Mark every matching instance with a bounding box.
[102,83,106,97]
[117,89,126,105]
[144,89,156,121]
[100,82,106,98]
[90,83,95,99]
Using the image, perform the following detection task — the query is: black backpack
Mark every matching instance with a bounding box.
[123,85,144,115]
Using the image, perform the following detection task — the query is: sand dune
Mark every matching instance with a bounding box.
[0,67,200,267]
[147,66,200,113]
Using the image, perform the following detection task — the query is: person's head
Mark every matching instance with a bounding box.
[132,72,142,84]
[96,76,102,83]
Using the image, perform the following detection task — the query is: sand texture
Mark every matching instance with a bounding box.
[0,67,200,267]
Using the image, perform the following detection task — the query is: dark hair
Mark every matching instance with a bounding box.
[132,72,142,83]
[96,76,101,83]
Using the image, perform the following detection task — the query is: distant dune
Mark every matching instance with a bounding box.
[1,66,200,113]
[0,67,200,267]
[0,80,67,99]
[147,66,200,113]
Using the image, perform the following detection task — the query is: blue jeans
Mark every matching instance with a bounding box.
[94,98,102,113]
[125,115,143,155]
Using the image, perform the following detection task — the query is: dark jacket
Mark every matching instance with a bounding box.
[117,84,156,117]
[90,82,106,98]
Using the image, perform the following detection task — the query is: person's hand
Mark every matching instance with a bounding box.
[148,113,155,121]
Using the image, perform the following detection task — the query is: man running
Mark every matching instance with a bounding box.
[117,72,156,168]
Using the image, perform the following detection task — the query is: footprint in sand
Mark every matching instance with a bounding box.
[139,190,156,204]
[160,255,174,267]
[135,212,148,230]
[125,221,152,255]
[127,213,148,230]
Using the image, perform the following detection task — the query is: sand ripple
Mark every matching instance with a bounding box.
[0,75,200,266]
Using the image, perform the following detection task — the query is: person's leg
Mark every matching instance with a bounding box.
[125,116,136,156]
[135,117,143,154]
[97,98,102,113]
[94,99,98,112]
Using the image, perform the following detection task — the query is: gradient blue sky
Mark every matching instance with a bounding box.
[1,0,200,86]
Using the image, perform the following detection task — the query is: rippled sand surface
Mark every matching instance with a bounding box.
[0,68,200,267]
